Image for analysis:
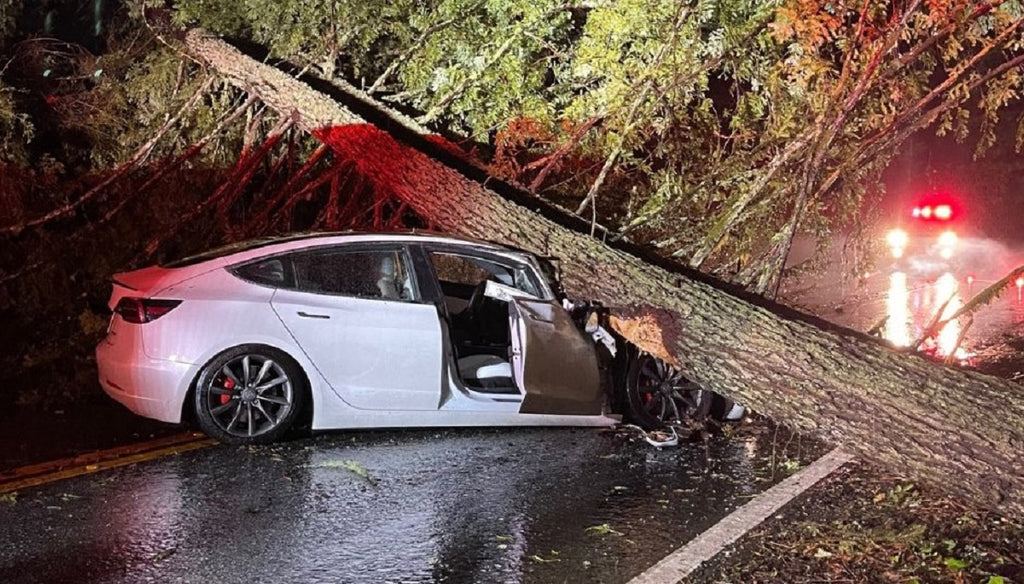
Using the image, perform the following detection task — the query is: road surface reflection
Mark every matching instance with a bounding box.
[884,271,969,359]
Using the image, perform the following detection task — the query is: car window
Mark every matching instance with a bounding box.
[429,252,541,298]
[291,249,417,301]
[231,258,288,287]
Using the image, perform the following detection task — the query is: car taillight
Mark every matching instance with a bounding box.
[114,298,182,324]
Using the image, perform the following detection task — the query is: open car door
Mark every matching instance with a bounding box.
[507,295,603,415]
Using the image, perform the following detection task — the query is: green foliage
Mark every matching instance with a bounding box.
[77,42,243,168]
[314,459,379,485]
[584,523,623,536]
[0,1,28,163]
[167,0,1023,291]
[173,0,420,80]
[1,0,1019,301]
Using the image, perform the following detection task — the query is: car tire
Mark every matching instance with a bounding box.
[194,345,306,445]
[708,393,741,420]
[625,352,711,430]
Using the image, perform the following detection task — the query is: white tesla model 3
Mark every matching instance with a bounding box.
[97,232,742,444]
[97,232,627,443]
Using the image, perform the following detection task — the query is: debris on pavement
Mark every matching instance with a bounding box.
[620,424,680,448]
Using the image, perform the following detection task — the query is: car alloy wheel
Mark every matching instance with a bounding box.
[626,352,711,430]
[195,345,305,444]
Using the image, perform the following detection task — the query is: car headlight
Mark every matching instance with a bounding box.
[938,230,957,247]
[886,229,908,258]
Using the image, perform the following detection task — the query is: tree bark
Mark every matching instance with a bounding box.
[183,29,1024,516]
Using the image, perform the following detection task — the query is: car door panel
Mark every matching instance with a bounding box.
[509,298,603,415]
[272,289,443,411]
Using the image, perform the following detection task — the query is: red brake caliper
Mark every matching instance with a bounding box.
[221,377,235,405]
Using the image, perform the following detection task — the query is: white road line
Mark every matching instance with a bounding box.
[627,447,855,584]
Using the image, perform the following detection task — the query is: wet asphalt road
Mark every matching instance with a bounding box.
[0,425,825,584]
[783,235,1024,355]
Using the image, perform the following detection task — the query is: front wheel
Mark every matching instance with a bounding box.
[194,345,306,444]
[625,353,711,430]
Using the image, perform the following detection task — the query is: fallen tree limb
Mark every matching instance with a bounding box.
[183,29,1024,516]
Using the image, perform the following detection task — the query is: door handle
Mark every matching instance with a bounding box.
[297,311,330,319]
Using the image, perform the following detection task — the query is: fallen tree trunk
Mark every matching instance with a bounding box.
[183,30,1024,515]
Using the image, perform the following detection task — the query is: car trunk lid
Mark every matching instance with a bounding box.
[107,266,184,309]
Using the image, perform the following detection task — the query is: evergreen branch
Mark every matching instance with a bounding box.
[246,143,331,231]
[367,3,484,94]
[918,265,1024,346]
[96,95,260,226]
[143,114,293,258]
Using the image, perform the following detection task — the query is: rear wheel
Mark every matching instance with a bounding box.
[625,352,711,430]
[194,345,306,444]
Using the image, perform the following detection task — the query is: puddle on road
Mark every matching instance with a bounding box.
[0,424,828,584]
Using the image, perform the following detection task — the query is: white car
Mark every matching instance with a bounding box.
[97,232,740,444]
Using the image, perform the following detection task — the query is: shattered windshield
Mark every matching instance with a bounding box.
[430,252,546,299]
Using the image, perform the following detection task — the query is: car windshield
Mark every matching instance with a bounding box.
[430,252,545,299]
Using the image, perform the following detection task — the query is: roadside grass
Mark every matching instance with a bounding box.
[687,460,1023,583]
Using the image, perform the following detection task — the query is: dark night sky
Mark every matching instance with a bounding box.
[882,102,1024,242]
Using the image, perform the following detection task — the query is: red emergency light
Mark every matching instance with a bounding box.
[912,203,953,221]
[911,192,961,223]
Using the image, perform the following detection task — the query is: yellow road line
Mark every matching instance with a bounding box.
[1,431,206,481]
[0,434,217,494]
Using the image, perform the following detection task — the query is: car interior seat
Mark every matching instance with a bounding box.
[456,354,517,393]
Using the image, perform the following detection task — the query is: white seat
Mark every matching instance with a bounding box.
[457,354,512,380]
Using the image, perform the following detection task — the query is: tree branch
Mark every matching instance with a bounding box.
[366,5,481,94]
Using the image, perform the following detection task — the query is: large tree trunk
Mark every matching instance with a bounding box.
[184,30,1024,516]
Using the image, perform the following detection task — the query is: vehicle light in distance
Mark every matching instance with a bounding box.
[937,230,957,259]
[887,229,909,258]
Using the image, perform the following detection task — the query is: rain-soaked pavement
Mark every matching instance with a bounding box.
[0,424,827,584]
[783,234,1024,358]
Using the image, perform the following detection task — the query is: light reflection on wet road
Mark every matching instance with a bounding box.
[880,268,1024,357]
[784,235,1024,355]
[882,271,970,358]
[0,426,825,584]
